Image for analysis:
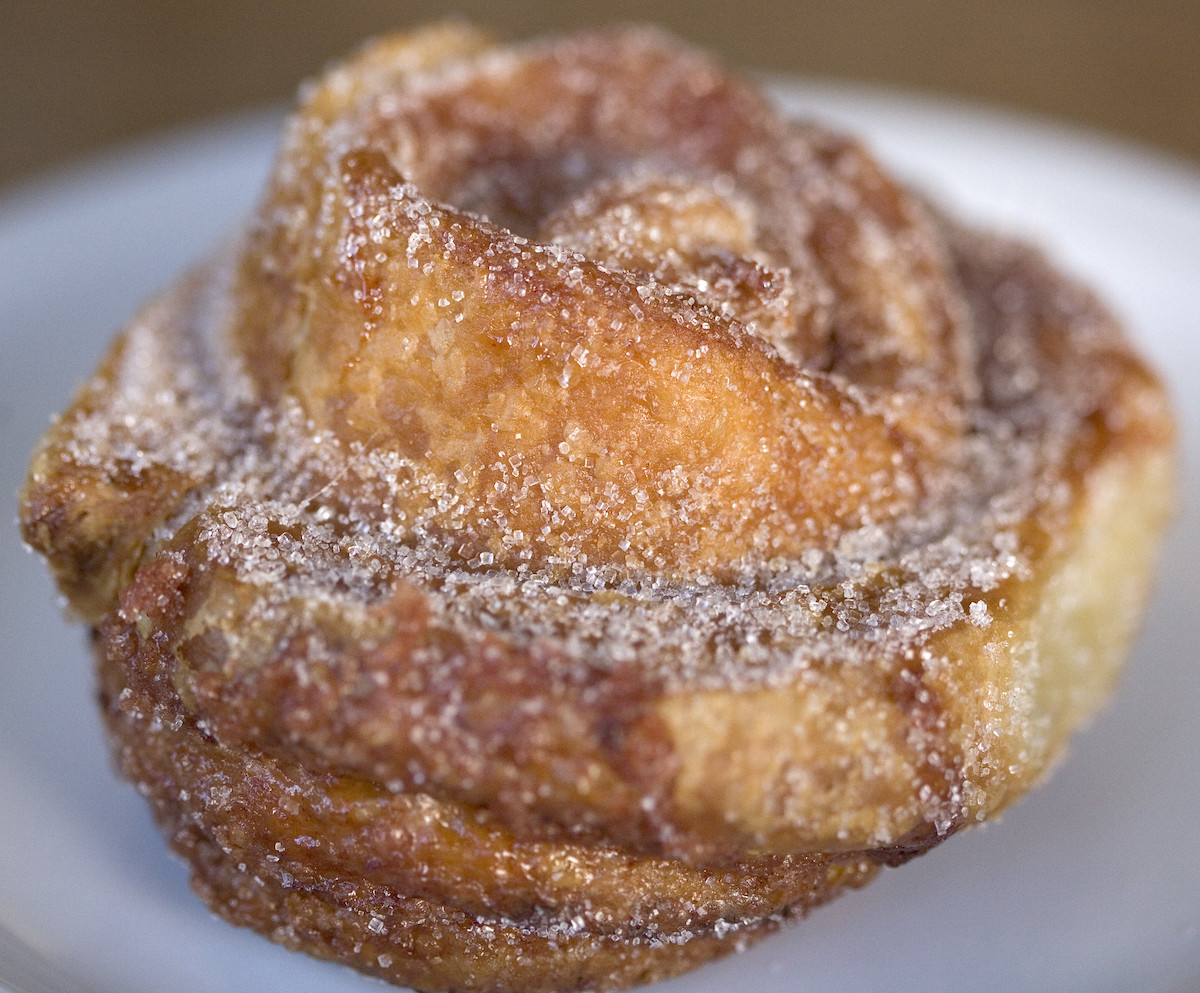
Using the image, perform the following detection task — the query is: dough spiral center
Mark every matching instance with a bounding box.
[227,25,975,582]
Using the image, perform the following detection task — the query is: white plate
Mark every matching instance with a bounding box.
[1,83,1198,993]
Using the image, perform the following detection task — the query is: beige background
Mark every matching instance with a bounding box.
[3,0,1198,190]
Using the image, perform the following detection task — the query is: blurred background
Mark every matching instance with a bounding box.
[4,0,1199,190]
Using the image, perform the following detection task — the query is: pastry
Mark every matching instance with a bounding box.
[19,22,1175,993]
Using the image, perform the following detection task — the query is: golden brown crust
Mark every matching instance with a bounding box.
[19,22,1175,993]
[100,659,875,991]
[98,588,877,993]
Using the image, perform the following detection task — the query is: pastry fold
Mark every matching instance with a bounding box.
[21,23,1175,993]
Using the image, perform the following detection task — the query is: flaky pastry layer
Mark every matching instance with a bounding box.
[21,22,1175,993]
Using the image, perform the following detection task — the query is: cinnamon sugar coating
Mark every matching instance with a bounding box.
[20,23,1175,993]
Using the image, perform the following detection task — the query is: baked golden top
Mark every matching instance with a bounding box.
[22,24,1174,865]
